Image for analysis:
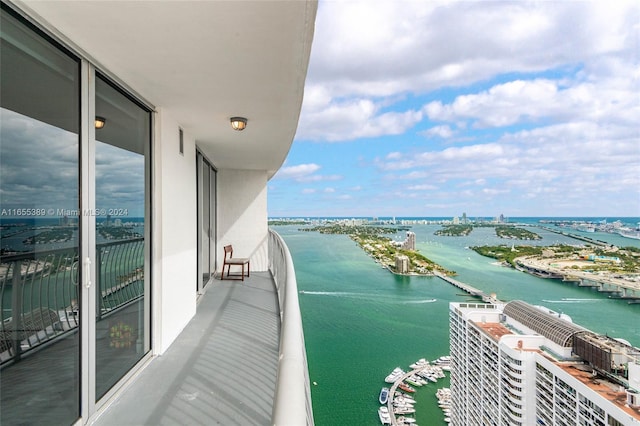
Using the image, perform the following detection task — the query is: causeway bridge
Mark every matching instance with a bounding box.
[433,271,499,303]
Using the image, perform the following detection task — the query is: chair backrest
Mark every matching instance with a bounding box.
[224,245,233,259]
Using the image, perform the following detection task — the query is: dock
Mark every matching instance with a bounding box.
[388,369,417,426]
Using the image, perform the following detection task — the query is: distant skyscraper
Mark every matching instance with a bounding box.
[462,212,468,224]
[449,301,640,426]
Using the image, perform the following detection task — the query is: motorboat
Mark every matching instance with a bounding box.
[394,406,416,415]
[394,392,415,403]
[394,395,415,406]
[405,376,423,387]
[385,367,405,383]
[398,383,416,393]
[379,387,389,405]
[409,358,429,369]
[378,406,391,425]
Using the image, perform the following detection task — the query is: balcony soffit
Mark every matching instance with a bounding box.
[14,0,317,177]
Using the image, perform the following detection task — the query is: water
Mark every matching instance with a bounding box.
[273,220,640,426]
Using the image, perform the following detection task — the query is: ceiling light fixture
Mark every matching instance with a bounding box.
[230,117,247,131]
[95,116,106,129]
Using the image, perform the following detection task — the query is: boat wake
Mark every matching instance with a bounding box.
[299,291,436,305]
[299,291,364,297]
[400,299,437,304]
[542,298,602,304]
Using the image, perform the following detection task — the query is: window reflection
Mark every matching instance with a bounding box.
[94,75,150,400]
[0,6,81,424]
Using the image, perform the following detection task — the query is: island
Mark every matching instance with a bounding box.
[434,224,541,240]
[471,244,640,300]
[434,225,472,236]
[301,224,455,276]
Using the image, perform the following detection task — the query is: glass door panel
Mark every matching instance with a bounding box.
[0,7,81,424]
[94,75,150,400]
[209,167,217,275]
[197,152,216,293]
[202,162,211,284]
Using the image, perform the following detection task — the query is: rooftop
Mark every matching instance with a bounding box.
[558,362,640,421]
[475,322,512,341]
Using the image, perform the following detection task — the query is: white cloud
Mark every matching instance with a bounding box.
[407,184,438,191]
[299,97,422,141]
[423,73,639,129]
[276,163,321,179]
[275,1,640,216]
[423,125,455,139]
[296,1,639,143]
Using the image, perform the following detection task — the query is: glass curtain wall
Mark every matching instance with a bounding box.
[0,6,81,424]
[197,151,216,293]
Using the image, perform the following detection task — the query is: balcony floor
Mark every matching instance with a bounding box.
[93,272,281,426]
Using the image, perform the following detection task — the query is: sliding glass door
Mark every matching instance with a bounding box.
[1,7,81,424]
[0,5,151,423]
[197,151,216,293]
[94,74,151,400]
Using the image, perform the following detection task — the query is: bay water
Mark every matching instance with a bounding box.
[273,220,640,426]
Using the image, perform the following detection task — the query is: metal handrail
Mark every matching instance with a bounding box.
[268,229,314,426]
[0,237,144,366]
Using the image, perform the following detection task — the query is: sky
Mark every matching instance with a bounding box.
[268,0,640,219]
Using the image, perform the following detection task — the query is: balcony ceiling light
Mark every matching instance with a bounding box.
[230,117,247,131]
[95,116,106,129]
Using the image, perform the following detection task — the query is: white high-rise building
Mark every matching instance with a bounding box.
[449,301,640,426]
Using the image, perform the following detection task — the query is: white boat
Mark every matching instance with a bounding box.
[409,358,429,369]
[394,395,416,405]
[405,376,424,387]
[378,406,391,425]
[394,407,416,415]
[385,367,405,383]
[379,387,389,404]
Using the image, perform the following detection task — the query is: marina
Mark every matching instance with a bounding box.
[380,356,451,425]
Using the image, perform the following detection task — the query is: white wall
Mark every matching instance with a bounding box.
[216,168,269,272]
[153,108,198,354]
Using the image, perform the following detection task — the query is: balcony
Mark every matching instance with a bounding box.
[1,230,312,425]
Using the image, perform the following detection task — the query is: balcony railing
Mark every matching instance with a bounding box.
[0,238,144,366]
[268,229,315,426]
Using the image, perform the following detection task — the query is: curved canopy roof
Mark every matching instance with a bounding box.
[504,300,586,347]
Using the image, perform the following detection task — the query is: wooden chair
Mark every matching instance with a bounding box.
[221,245,250,281]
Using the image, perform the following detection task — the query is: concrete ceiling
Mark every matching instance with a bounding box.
[14,0,317,178]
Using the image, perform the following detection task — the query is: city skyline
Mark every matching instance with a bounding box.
[268,0,640,218]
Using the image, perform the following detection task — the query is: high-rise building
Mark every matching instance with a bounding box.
[402,231,416,251]
[395,255,410,274]
[449,301,640,426]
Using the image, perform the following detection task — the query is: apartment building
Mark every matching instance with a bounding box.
[449,301,640,426]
